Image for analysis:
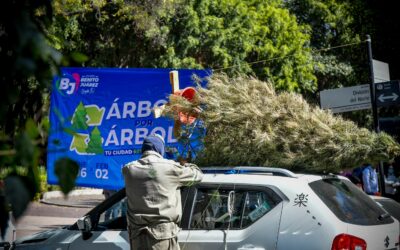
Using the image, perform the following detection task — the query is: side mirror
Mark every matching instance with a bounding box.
[77,216,92,233]
[0,241,11,250]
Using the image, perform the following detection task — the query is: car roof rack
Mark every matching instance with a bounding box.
[200,166,297,178]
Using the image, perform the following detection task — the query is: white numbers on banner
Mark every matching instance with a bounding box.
[80,167,87,178]
[95,169,109,179]
[78,167,108,179]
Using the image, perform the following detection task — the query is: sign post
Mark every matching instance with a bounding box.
[367,35,386,195]
[367,35,379,132]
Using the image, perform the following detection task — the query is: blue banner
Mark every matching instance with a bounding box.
[47,68,210,190]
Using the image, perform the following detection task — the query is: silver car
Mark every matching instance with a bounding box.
[10,167,400,250]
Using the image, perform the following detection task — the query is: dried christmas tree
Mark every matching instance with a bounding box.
[162,74,400,173]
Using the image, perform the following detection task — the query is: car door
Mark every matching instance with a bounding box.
[179,184,283,250]
[67,187,192,250]
[68,192,130,250]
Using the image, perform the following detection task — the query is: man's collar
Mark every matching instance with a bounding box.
[142,150,163,158]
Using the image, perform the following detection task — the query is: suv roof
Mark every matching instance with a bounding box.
[201,166,298,177]
[200,166,344,183]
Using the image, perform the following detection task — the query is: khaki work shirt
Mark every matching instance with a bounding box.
[122,151,203,240]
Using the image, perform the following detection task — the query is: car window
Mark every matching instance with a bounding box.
[375,198,400,222]
[189,186,281,230]
[309,178,394,225]
[97,197,128,230]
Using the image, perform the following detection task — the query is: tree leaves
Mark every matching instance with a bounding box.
[4,175,36,219]
[54,158,79,195]
[15,132,37,168]
[0,0,78,231]
[49,0,316,93]
[70,52,89,63]
[0,186,9,239]
[163,74,400,172]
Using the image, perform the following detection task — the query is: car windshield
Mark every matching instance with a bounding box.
[309,178,394,225]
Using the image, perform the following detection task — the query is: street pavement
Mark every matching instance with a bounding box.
[10,189,105,240]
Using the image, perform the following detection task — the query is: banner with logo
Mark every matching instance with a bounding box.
[47,68,210,190]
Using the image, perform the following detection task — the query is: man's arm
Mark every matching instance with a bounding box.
[177,163,204,187]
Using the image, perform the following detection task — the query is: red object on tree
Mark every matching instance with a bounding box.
[174,87,198,125]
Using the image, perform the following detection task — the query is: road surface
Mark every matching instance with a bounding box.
[13,202,92,240]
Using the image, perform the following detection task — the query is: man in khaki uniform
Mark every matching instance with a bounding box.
[122,134,203,250]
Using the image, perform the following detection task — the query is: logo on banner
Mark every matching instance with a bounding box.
[57,73,80,96]
[80,75,100,95]
[57,73,101,96]
[70,101,106,155]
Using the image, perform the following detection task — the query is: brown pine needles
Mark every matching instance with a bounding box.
[162,74,400,173]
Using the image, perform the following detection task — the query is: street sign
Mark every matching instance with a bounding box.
[373,59,390,83]
[320,84,371,113]
[375,80,400,107]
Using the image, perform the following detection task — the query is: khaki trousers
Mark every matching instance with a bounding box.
[130,231,180,250]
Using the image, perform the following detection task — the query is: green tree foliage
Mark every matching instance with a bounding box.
[358,0,400,121]
[54,158,79,195]
[163,74,400,172]
[48,0,176,67]
[285,0,365,91]
[49,0,316,93]
[364,1,400,81]
[284,0,378,128]
[288,0,399,131]
[162,0,317,93]
[0,0,82,237]
[0,0,60,235]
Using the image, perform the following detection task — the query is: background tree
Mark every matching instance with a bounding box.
[0,0,81,237]
[285,0,400,131]
[285,0,369,89]
[359,0,400,124]
[284,0,379,128]
[49,0,400,124]
[48,0,177,67]
[165,0,317,93]
[49,0,316,93]
[360,0,400,81]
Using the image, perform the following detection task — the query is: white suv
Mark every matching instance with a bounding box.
[11,167,400,250]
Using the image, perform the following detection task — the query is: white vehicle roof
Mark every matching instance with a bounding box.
[200,166,344,186]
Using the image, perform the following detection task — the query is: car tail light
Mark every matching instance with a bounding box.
[397,234,399,249]
[331,234,367,250]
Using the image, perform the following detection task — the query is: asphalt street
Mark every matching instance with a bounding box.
[1,189,105,243]
[13,202,92,239]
